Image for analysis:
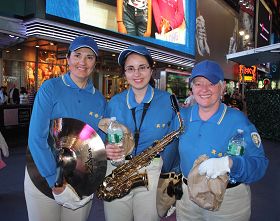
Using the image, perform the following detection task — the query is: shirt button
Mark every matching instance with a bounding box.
[78,100,80,103]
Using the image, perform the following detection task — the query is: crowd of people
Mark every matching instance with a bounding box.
[0,36,268,221]
[0,84,36,105]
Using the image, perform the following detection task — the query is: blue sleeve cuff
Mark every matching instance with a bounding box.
[45,173,57,188]
[230,156,243,176]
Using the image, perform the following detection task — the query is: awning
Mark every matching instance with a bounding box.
[0,16,26,49]
[226,43,280,66]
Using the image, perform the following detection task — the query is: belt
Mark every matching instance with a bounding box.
[125,154,160,160]
[183,177,241,189]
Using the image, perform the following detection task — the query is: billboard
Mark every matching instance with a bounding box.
[46,0,196,56]
[255,0,272,47]
[196,0,238,80]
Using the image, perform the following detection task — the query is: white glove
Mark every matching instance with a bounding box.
[0,132,9,157]
[53,184,93,210]
[198,156,230,179]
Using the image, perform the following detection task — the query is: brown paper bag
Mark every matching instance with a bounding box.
[187,155,229,211]
[156,173,182,218]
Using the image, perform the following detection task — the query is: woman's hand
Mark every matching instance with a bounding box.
[105,143,125,160]
[52,184,66,195]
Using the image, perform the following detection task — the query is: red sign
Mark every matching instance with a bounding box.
[239,65,257,82]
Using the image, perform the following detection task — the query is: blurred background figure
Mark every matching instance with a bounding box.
[183,88,196,108]
[9,84,20,104]
[28,86,36,106]
[20,87,29,105]
[0,131,9,169]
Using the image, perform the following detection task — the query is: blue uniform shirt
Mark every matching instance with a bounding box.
[28,73,106,187]
[105,85,180,173]
[178,103,268,184]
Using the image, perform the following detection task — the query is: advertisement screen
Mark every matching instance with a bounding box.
[46,0,196,56]
[196,0,238,80]
[255,0,272,47]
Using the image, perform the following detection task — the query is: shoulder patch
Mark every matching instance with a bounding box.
[251,132,261,148]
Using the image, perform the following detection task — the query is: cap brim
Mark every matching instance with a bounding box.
[118,49,149,66]
[190,74,220,84]
[71,45,98,56]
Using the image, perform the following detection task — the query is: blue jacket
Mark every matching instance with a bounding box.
[105,85,180,173]
[177,103,268,184]
[28,73,106,187]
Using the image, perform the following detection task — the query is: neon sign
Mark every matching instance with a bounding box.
[239,65,257,82]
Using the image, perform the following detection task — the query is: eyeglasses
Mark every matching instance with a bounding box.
[124,65,150,74]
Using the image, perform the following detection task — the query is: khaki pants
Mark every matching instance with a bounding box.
[104,158,163,221]
[24,168,92,221]
[176,182,251,221]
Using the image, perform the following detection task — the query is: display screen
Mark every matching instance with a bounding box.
[46,0,196,56]
[256,0,272,47]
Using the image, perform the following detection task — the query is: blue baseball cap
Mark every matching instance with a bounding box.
[118,45,153,66]
[190,60,224,84]
[69,36,98,56]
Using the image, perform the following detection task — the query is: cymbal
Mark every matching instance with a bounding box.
[48,118,107,198]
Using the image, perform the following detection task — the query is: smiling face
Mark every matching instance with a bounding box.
[67,47,96,87]
[124,53,152,93]
[192,76,225,113]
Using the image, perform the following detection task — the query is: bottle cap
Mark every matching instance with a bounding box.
[237,129,244,133]
[110,117,116,121]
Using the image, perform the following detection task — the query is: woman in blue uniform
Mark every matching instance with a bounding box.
[24,36,106,221]
[176,60,269,221]
[104,45,179,221]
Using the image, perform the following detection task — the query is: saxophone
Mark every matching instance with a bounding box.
[96,94,184,202]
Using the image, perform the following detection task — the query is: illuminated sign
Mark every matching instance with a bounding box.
[255,0,272,47]
[239,65,257,82]
[46,0,196,56]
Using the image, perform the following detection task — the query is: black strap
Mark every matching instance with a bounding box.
[131,102,150,154]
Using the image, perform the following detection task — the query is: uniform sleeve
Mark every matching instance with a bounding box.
[97,97,107,142]
[230,123,269,184]
[28,81,57,187]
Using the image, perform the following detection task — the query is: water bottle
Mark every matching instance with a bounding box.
[227,129,246,183]
[107,117,125,166]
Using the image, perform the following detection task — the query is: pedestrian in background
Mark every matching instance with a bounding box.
[183,88,196,108]
[9,84,20,104]
[175,60,268,221]
[24,36,106,221]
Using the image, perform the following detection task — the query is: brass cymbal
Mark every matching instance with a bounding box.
[48,118,107,198]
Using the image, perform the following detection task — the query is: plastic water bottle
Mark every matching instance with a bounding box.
[107,117,125,166]
[227,129,246,183]
[227,129,245,156]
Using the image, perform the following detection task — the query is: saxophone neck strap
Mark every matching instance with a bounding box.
[131,102,151,152]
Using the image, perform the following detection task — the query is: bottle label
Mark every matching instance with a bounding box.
[227,143,244,156]
[108,132,123,144]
